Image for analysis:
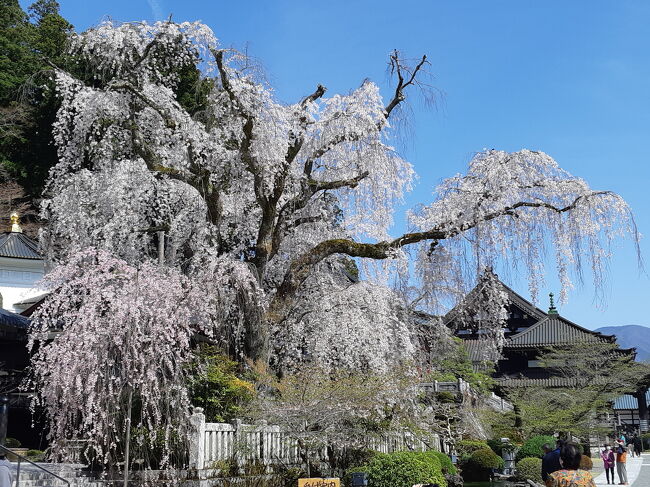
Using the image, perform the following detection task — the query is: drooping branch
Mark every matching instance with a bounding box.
[108,81,178,129]
[130,30,185,74]
[275,191,613,302]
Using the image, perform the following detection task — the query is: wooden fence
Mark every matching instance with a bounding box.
[188,408,440,471]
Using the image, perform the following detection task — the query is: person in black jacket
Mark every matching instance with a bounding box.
[541,439,565,485]
[633,434,642,457]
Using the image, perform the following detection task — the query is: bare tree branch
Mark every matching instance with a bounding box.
[384,51,429,118]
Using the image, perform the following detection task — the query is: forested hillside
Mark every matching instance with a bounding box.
[0,0,72,236]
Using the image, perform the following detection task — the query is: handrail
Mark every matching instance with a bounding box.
[0,443,71,486]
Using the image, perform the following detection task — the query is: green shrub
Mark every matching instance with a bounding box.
[352,451,446,487]
[25,449,45,461]
[516,435,556,461]
[515,457,543,483]
[457,439,490,456]
[461,448,504,482]
[188,345,256,422]
[580,454,593,470]
[428,451,457,475]
[4,437,21,448]
[406,451,457,475]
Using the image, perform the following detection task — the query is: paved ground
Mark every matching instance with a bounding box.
[592,453,648,486]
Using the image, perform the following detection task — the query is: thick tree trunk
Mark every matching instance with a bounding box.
[635,386,648,426]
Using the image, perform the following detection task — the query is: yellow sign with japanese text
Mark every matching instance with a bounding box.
[298,478,340,487]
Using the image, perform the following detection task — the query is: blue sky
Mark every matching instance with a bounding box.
[31,0,650,329]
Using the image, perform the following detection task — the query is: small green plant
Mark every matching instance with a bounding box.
[515,457,543,483]
[211,458,238,476]
[516,435,556,461]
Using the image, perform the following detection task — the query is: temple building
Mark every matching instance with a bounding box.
[443,271,646,432]
[445,273,627,384]
[0,213,45,447]
[0,213,45,313]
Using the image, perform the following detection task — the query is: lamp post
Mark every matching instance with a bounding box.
[0,395,8,446]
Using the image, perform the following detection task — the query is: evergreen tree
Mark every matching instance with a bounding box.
[0,0,72,197]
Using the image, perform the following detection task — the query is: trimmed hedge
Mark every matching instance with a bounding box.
[461,448,505,482]
[515,457,543,483]
[516,435,556,461]
[457,439,490,456]
[580,455,593,470]
[469,448,505,469]
[350,451,446,487]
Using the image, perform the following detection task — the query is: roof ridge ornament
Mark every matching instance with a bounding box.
[10,212,22,233]
[548,292,558,315]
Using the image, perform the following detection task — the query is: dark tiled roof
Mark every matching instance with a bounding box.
[506,315,615,348]
[499,281,548,322]
[0,307,31,341]
[0,232,41,260]
[444,270,548,326]
[462,339,499,363]
[613,390,650,410]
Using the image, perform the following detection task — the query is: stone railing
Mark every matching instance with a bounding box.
[188,408,440,471]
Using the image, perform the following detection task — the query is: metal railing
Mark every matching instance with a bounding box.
[0,443,71,486]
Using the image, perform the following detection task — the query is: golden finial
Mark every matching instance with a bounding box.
[10,212,22,233]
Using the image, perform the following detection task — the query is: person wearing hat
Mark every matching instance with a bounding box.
[615,439,628,485]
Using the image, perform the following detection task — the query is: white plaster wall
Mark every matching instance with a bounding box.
[0,256,45,313]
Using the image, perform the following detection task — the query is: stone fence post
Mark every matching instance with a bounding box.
[189,407,206,470]
[231,418,243,467]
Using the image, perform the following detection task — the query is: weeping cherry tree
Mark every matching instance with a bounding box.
[31,19,639,464]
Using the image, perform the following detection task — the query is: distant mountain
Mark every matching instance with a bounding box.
[595,325,650,362]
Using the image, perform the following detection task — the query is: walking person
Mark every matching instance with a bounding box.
[615,439,629,485]
[547,442,596,487]
[632,434,642,457]
[0,453,12,487]
[601,444,615,485]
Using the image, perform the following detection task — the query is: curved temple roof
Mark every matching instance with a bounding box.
[507,315,616,348]
[0,232,42,260]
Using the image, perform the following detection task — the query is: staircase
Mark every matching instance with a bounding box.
[7,462,108,486]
